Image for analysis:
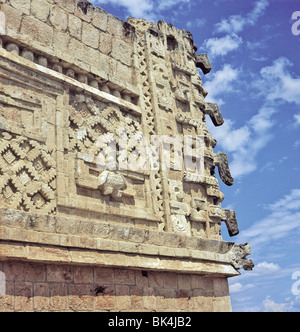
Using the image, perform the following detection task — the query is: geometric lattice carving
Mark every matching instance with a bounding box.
[17,168,33,185]
[3,148,18,164]
[69,93,143,160]
[32,192,47,208]
[0,131,56,214]
[2,179,17,199]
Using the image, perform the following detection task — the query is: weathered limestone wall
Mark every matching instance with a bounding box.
[0,261,231,312]
[0,0,136,92]
[0,0,253,312]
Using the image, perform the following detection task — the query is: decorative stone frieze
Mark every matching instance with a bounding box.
[0,0,253,312]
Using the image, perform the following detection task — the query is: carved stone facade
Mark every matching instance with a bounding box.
[0,0,253,312]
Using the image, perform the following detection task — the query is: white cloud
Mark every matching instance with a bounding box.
[204,64,240,104]
[269,189,300,212]
[242,211,300,248]
[94,0,191,21]
[253,262,280,275]
[230,282,243,293]
[204,34,242,57]
[95,0,154,19]
[262,296,300,312]
[209,120,251,153]
[230,262,300,311]
[237,189,300,249]
[249,107,276,133]
[215,0,269,34]
[230,282,255,294]
[206,0,269,59]
[251,56,269,62]
[257,57,300,105]
[208,106,275,178]
[279,156,288,164]
[294,114,300,126]
[263,296,287,312]
[260,161,275,173]
[247,40,266,51]
[157,0,191,12]
[207,57,300,179]
[294,140,300,148]
[187,18,206,29]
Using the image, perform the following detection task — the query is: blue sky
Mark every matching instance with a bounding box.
[91,0,300,312]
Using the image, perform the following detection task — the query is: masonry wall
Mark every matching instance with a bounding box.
[0,0,137,94]
[0,261,231,312]
[0,0,252,313]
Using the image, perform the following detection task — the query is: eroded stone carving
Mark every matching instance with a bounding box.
[171,214,191,235]
[176,113,199,127]
[98,170,127,199]
[169,179,190,216]
[209,204,224,220]
[195,54,212,75]
[190,198,207,222]
[214,152,234,186]
[223,210,239,237]
[168,179,191,234]
[131,19,166,225]
[230,243,255,271]
[207,185,224,204]
[0,1,254,312]
[204,103,224,127]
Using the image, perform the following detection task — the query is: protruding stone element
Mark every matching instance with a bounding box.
[176,114,199,127]
[122,93,132,103]
[77,0,93,15]
[52,63,63,73]
[66,68,75,78]
[21,49,34,62]
[101,84,110,94]
[223,210,239,237]
[196,54,212,75]
[207,186,225,204]
[6,42,19,55]
[214,152,234,186]
[112,89,121,98]
[230,243,255,271]
[37,56,48,67]
[89,79,99,89]
[98,171,127,199]
[78,73,88,84]
[204,103,224,127]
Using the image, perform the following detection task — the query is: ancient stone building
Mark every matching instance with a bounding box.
[0,0,253,312]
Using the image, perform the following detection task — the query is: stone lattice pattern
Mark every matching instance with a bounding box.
[0,132,56,214]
